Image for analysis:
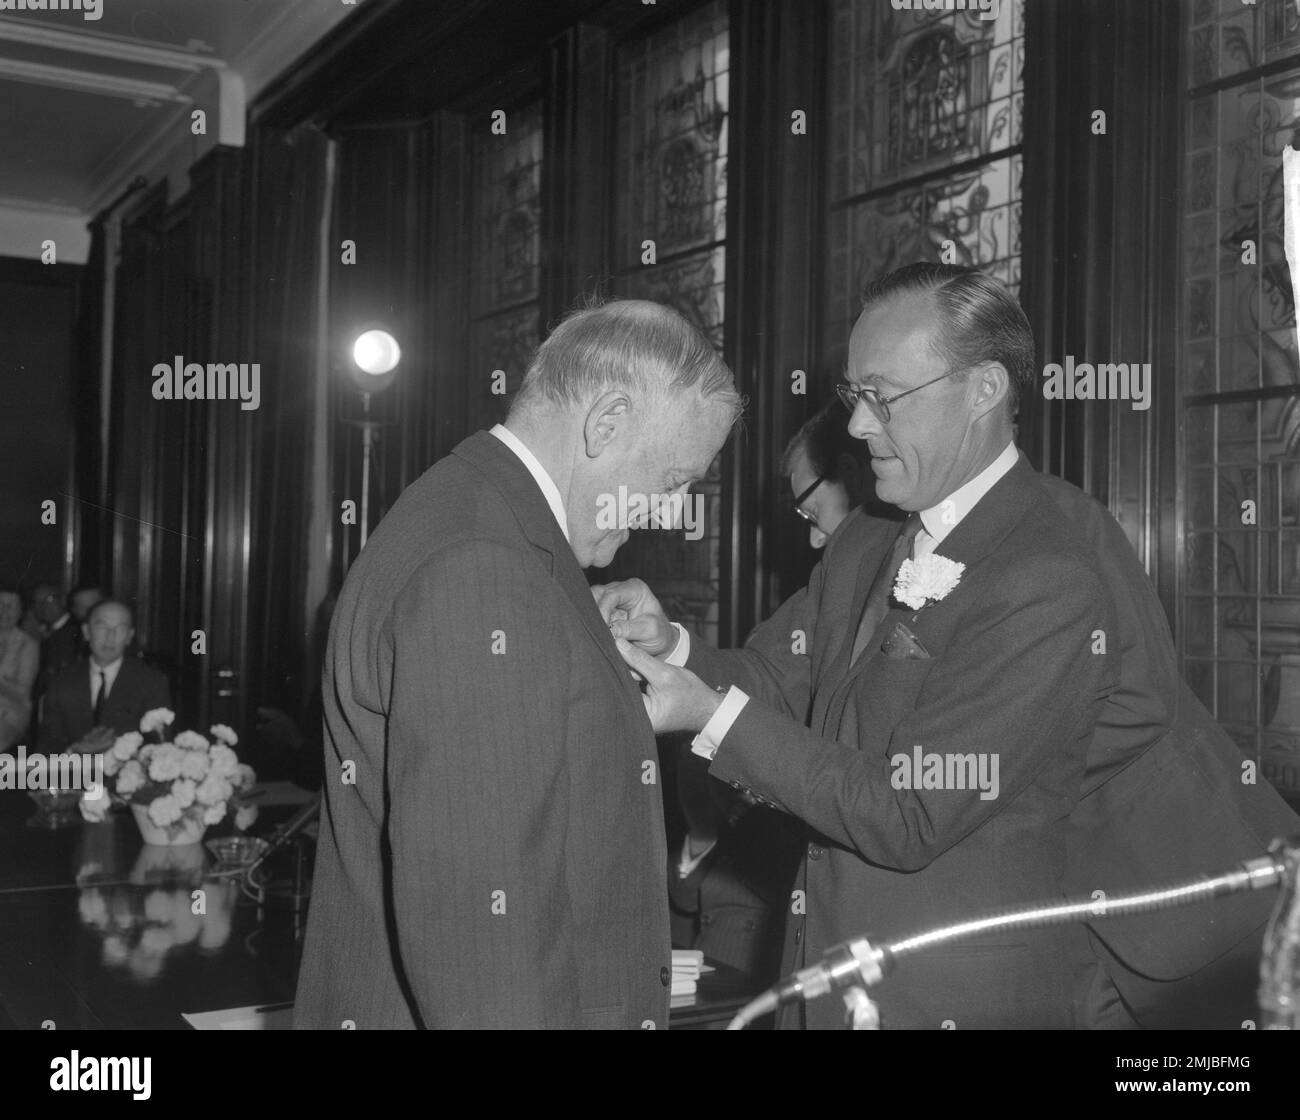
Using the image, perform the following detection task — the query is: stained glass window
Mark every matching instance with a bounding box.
[606,0,730,646]
[468,100,543,430]
[825,0,1023,373]
[1182,0,1300,802]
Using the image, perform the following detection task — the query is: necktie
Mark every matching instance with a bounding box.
[92,668,106,724]
[850,513,922,666]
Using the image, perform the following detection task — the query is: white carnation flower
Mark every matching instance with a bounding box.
[209,724,239,747]
[208,744,239,778]
[111,732,143,761]
[202,802,227,826]
[232,763,257,792]
[102,750,122,777]
[147,795,182,827]
[173,730,209,751]
[893,554,966,611]
[195,774,233,806]
[115,760,145,795]
[234,804,259,831]
[147,744,184,783]
[139,708,175,735]
[171,779,197,808]
[179,751,210,781]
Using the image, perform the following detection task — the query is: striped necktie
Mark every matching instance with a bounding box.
[850,513,922,666]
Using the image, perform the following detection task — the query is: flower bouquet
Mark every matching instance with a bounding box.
[80,708,257,846]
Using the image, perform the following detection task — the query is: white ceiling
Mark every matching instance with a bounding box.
[0,0,361,261]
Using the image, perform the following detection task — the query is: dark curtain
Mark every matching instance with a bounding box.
[245,125,331,729]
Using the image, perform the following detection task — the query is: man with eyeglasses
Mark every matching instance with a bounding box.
[781,401,895,551]
[596,262,1298,1029]
[39,599,170,755]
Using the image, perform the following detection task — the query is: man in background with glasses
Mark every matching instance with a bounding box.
[596,262,1298,1030]
[782,400,898,552]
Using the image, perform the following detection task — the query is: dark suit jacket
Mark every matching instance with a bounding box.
[687,458,1299,1029]
[1037,468,1298,1026]
[38,657,171,753]
[688,457,1118,1029]
[294,430,671,1030]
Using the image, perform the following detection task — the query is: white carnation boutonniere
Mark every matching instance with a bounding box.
[893,554,965,611]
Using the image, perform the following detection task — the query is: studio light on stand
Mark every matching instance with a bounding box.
[341,325,401,551]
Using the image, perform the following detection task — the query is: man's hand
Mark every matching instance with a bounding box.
[615,638,724,734]
[591,579,676,657]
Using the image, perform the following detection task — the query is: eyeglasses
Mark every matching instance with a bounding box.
[793,475,825,529]
[836,367,965,424]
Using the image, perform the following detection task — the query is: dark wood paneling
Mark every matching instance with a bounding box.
[1020,0,1182,618]
[0,258,81,592]
[727,0,829,634]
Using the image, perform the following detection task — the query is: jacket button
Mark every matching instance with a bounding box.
[660,966,670,986]
[808,845,825,860]
[700,913,713,926]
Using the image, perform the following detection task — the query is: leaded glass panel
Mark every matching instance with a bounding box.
[825,0,1023,375]
[606,0,730,647]
[1183,0,1300,801]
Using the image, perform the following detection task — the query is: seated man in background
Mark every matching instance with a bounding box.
[669,748,802,987]
[0,586,38,752]
[39,599,170,755]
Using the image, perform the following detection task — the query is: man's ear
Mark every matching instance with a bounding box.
[583,389,633,457]
[970,362,1010,420]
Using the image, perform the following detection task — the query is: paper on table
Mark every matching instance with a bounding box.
[183,1002,295,1030]
[1283,146,1300,355]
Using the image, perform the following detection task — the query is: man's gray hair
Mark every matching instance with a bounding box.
[509,299,743,421]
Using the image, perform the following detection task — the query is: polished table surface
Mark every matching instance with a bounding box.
[0,789,756,1029]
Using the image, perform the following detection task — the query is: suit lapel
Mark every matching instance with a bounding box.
[452,432,646,714]
[824,529,897,683]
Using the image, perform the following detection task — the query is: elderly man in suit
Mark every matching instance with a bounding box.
[599,263,1299,1029]
[295,299,741,1030]
[38,599,171,754]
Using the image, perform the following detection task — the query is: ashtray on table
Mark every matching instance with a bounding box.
[204,835,270,869]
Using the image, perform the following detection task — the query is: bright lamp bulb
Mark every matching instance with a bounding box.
[352,330,401,376]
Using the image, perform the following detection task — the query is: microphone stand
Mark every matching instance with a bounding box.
[728,835,1300,1030]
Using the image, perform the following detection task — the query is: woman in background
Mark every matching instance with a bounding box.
[0,586,39,752]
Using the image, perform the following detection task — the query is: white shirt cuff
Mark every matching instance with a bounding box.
[690,686,749,761]
[663,622,690,665]
[676,836,718,878]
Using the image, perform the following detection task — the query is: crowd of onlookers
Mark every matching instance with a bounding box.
[0,582,171,756]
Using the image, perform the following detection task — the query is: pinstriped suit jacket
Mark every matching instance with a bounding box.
[295,431,671,1029]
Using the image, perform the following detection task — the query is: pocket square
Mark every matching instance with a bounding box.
[880,620,931,660]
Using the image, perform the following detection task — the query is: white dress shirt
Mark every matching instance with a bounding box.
[90,657,124,708]
[688,441,1020,760]
[490,423,570,542]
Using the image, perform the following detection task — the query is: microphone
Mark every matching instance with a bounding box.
[727,839,1299,1030]
[728,937,888,1029]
